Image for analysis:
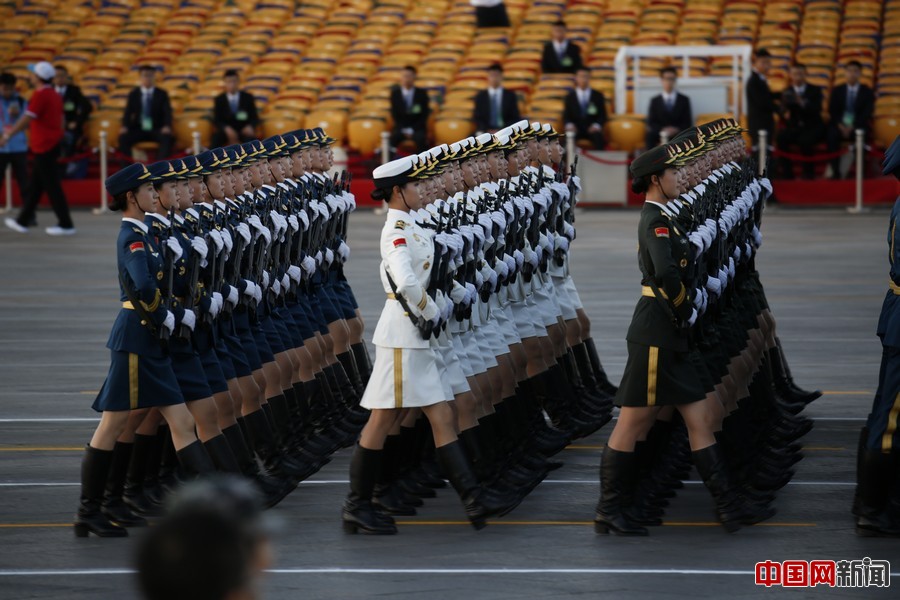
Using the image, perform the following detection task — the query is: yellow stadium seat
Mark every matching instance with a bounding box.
[874,115,900,149]
[174,116,213,151]
[262,113,306,139]
[434,118,474,145]
[306,109,349,142]
[347,117,388,155]
[695,112,734,126]
[86,112,121,150]
[605,115,646,153]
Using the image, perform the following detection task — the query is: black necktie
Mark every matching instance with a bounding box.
[142,91,151,118]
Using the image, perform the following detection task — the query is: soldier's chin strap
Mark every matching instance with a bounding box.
[399,188,415,213]
[654,178,675,202]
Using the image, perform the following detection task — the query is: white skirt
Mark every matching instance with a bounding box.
[498,305,522,346]
[438,340,471,396]
[532,283,562,327]
[452,334,476,378]
[563,276,583,310]
[552,276,578,320]
[473,327,499,369]
[360,345,445,409]
[509,299,539,339]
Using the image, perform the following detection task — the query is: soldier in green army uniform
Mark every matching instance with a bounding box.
[594,143,771,536]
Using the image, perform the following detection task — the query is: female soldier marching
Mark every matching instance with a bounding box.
[594,146,771,536]
[341,156,512,534]
[74,164,214,538]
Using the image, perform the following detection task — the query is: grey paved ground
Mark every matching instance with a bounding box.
[0,205,898,599]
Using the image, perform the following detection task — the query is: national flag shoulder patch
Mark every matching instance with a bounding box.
[392,238,407,248]
[654,227,669,238]
[129,241,145,253]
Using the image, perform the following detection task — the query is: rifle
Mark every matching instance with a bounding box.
[159,204,178,344]
[385,269,433,340]
[175,211,202,340]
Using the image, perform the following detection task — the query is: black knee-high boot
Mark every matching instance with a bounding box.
[436,440,512,530]
[337,350,365,396]
[101,442,147,527]
[176,440,215,476]
[693,443,775,533]
[350,342,372,385]
[123,433,165,517]
[222,423,293,508]
[74,446,127,538]
[373,434,420,514]
[855,448,900,537]
[583,337,618,396]
[343,445,397,535]
[203,434,241,473]
[594,447,648,536]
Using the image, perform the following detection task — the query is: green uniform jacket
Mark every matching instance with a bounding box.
[625,201,694,352]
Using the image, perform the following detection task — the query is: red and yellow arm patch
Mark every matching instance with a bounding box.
[654,227,669,238]
[392,238,407,248]
[129,242,145,253]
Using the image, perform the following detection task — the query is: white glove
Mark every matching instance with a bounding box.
[301,255,316,277]
[288,265,302,283]
[441,297,453,321]
[162,310,175,335]
[208,229,224,254]
[513,249,525,270]
[324,248,335,267]
[524,246,539,270]
[211,292,223,318]
[315,250,323,266]
[225,286,238,307]
[465,282,477,306]
[298,209,310,230]
[243,280,258,299]
[248,214,263,230]
[236,223,251,244]
[271,278,281,296]
[288,214,299,232]
[261,271,269,289]
[220,228,233,254]
[180,309,196,331]
[190,236,209,261]
[165,237,183,262]
[450,281,468,304]
[281,273,290,291]
[687,307,698,327]
[337,240,350,263]
[562,221,575,241]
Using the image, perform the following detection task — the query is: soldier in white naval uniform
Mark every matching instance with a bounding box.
[342,156,513,535]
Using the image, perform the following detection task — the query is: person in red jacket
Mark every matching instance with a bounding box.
[3,61,75,235]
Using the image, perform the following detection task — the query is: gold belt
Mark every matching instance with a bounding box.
[385,293,408,316]
[890,279,900,296]
[122,301,134,310]
[641,286,668,300]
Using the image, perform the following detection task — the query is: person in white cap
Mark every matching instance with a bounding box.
[341,155,513,535]
[3,61,75,236]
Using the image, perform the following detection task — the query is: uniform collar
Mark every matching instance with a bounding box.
[146,212,170,227]
[123,217,148,233]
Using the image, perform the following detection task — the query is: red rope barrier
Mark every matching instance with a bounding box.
[767,148,849,162]
[577,149,632,166]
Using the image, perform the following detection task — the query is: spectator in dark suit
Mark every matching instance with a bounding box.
[473,63,521,133]
[212,69,260,147]
[471,0,510,28]
[53,65,92,178]
[746,48,777,149]
[119,65,173,159]
[826,60,875,179]
[389,65,430,153]
[541,21,583,74]
[777,63,824,179]
[563,67,607,150]
[645,67,692,148]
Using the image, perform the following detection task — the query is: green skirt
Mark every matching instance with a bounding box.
[615,341,706,407]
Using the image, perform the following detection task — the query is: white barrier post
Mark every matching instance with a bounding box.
[848,128,869,214]
[93,130,109,215]
[757,129,767,178]
[1,164,11,214]
[380,131,390,164]
[566,130,575,171]
[192,130,201,155]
